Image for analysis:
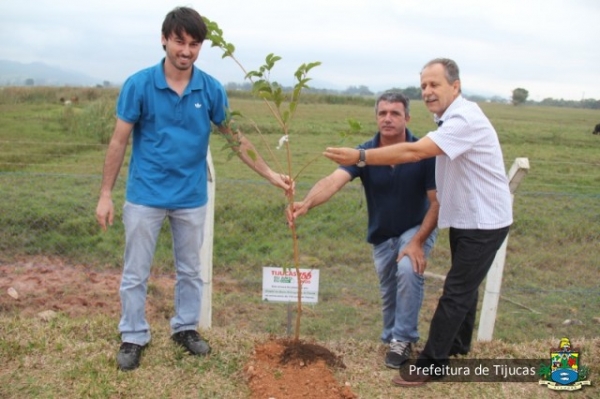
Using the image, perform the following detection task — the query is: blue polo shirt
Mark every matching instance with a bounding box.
[117,59,228,209]
[340,129,436,245]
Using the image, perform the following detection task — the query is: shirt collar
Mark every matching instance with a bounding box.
[153,58,204,93]
[436,95,465,125]
[373,128,418,146]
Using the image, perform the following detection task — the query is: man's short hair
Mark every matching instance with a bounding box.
[375,90,410,116]
[162,7,207,50]
[422,58,460,85]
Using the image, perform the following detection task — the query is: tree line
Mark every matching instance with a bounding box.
[512,87,600,109]
[226,82,599,110]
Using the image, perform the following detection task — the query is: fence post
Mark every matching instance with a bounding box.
[477,157,530,341]
[199,148,215,329]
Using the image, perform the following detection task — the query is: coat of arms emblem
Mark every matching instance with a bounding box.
[539,337,591,391]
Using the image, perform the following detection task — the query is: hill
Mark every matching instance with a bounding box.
[0,59,104,87]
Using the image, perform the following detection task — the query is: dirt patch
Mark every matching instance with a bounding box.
[1,256,358,399]
[246,338,357,399]
[0,256,174,319]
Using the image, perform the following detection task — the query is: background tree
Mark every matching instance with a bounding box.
[400,86,422,100]
[512,87,529,105]
[343,85,373,96]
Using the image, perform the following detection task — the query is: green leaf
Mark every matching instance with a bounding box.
[306,61,322,71]
[289,102,297,115]
[228,110,244,119]
[273,87,284,108]
[245,71,263,80]
[252,80,272,97]
[254,81,272,94]
[338,118,363,139]
[291,86,302,103]
[296,78,311,89]
[245,149,257,162]
[265,53,282,68]
[258,91,272,100]
[347,118,362,132]
[294,67,303,81]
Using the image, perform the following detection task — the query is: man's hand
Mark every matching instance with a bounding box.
[268,171,295,198]
[323,147,360,166]
[398,241,427,275]
[285,201,310,228]
[95,196,114,231]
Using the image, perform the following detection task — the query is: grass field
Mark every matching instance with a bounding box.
[0,87,598,398]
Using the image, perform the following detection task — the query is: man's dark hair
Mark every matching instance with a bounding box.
[161,7,207,50]
[375,90,410,117]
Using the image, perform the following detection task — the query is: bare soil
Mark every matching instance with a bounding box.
[0,256,357,399]
[246,338,356,399]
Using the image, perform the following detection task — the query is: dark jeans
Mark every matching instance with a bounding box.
[416,226,510,368]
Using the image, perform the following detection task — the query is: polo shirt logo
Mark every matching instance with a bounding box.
[195,103,202,108]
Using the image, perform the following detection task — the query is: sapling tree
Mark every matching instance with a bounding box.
[203,17,359,341]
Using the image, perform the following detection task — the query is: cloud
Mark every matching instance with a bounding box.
[0,0,598,100]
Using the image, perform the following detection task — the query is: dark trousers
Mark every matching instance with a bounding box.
[416,226,510,368]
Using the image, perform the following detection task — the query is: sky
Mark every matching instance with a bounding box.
[1,0,599,101]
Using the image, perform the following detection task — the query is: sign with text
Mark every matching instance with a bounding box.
[262,267,319,303]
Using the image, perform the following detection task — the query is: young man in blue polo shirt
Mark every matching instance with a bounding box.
[95,6,291,371]
[287,90,439,369]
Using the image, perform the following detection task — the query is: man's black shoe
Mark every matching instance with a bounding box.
[385,340,412,369]
[117,342,145,371]
[172,330,211,356]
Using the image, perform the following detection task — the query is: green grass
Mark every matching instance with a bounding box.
[1,88,599,398]
[1,314,598,398]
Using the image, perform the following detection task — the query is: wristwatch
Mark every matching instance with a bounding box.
[356,149,366,167]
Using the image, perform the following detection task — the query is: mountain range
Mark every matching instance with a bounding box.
[0,59,508,102]
[0,59,106,87]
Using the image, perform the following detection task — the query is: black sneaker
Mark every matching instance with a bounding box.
[385,340,412,369]
[172,330,211,356]
[117,342,145,371]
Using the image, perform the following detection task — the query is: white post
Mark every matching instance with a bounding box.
[199,148,215,329]
[477,157,530,341]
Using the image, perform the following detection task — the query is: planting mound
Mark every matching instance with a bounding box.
[245,338,356,399]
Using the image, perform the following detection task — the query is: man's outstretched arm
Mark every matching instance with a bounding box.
[217,125,292,192]
[324,137,443,166]
[286,169,351,226]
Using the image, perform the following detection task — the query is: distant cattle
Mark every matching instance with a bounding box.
[59,96,79,106]
[594,123,600,135]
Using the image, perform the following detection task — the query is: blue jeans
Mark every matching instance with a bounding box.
[119,201,207,345]
[372,225,437,344]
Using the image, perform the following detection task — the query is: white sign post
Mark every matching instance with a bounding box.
[477,157,529,341]
[198,149,215,329]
